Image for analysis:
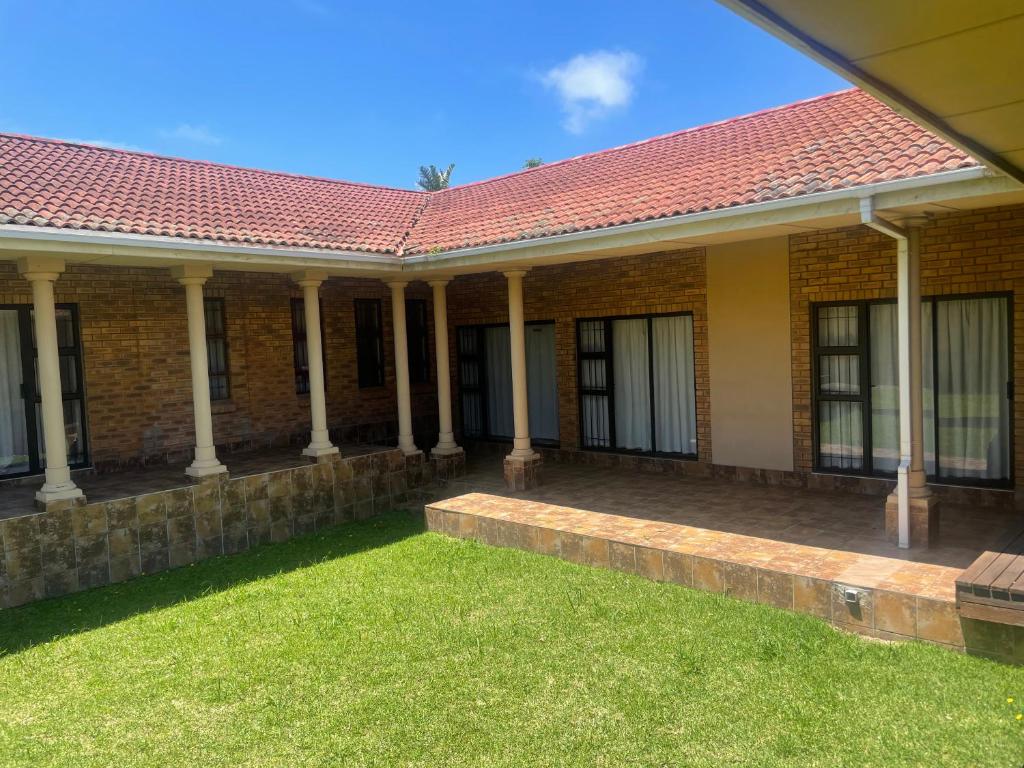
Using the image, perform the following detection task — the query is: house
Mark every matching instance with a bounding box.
[2,86,1023,658]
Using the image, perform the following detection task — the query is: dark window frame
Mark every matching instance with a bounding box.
[204,297,230,401]
[354,298,386,388]
[291,297,326,396]
[575,311,698,460]
[455,320,558,446]
[406,298,430,385]
[0,302,89,478]
[810,292,1014,488]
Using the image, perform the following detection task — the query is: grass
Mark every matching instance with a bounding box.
[1,511,1022,767]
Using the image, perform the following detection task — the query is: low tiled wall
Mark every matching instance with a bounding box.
[426,494,1024,665]
[0,448,433,609]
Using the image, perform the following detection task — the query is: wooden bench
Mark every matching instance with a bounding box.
[957,527,1024,626]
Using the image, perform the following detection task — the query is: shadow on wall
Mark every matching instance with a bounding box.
[0,510,424,658]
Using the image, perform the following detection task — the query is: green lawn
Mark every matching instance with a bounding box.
[1,511,1022,767]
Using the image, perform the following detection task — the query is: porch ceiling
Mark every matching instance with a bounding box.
[717,0,1024,183]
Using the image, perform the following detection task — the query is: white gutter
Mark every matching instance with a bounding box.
[403,166,995,267]
[0,225,402,269]
[859,198,911,549]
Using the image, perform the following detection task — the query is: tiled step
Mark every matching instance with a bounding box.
[424,492,1022,662]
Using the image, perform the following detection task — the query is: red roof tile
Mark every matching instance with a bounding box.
[0,136,426,254]
[0,89,979,258]
[405,89,978,254]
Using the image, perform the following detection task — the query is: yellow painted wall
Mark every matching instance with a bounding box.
[707,236,794,471]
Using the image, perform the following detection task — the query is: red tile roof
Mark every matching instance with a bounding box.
[0,136,426,254]
[0,89,979,258]
[405,89,978,254]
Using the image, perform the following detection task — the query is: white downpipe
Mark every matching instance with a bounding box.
[860,198,931,549]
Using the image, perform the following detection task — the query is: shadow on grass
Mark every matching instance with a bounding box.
[0,509,424,657]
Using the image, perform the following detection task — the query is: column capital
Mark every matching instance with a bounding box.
[17,255,66,281]
[427,279,450,288]
[502,269,528,279]
[170,264,214,285]
[386,280,410,290]
[291,269,328,287]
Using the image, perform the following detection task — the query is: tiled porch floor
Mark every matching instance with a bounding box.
[0,443,395,521]
[437,457,1023,604]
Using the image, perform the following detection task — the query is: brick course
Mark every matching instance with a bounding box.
[0,263,438,470]
[789,204,1024,483]
[445,249,711,462]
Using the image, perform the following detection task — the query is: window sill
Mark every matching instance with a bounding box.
[211,400,237,415]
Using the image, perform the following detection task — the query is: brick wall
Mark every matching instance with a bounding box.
[789,204,1024,484]
[445,249,711,462]
[0,263,438,471]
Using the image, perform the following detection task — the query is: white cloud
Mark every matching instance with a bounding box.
[541,50,642,134]
[63,137,146,152]
[160,123,223,145]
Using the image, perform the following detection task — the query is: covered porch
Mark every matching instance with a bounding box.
[428,454,1024,661]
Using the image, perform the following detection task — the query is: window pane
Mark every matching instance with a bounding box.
[484,326,514,438]
[818,354,860,395]
[355,300,384,387]
[59,354,78,394]
[818,400,864,471]
[612,318,651,451]
[817,305,858,347]
[461,392,484,437]
[652,315,696,455]
[55,309,75,347]
[936,297,1010,480]
[581,394,610,448]
[458,327,477,356]
[0,310,29,476]
[579,320,605,353]
[581,358,606,390]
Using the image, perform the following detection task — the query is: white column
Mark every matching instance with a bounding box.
[171,265,227,478]
[18,257,83,503]
[430,280,460,456]
[504,270,535,459]
[295,273,337,458]
[388,281,419,455]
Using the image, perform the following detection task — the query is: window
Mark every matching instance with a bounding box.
[812,295,1012,485]
[355,299,385,388]
[204,298,229,401]
[291,298,325,395]
[456,322,560,443]
[406,299,429,384]
[577,313,697,457]
[0,304,88,478]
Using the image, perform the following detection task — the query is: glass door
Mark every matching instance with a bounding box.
[0,305,87,477]
[0,309,30,476]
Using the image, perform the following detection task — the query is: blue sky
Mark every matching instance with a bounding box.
[0,0,848,189]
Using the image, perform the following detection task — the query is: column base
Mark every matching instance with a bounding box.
[504,453,542,491]
[885,492,940,548]
[399,444,422,458]
[302,443,339,461]
[34,484,85,507]
[185,461,228,479]
[431,447,465,482]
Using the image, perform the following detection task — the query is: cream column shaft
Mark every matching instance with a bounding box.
[505,270,534,458]
[430,281,459,454]
[178,273,226,477]
[389,282,418,455]
[300,279,337,457]
[25,271,82,501]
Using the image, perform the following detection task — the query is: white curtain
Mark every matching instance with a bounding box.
[484,326,514,438]
[612,319,651,451]
[525,324,559,441]
[869,303,935,474]
[937,297,1009,480]
[0,310,27,473]
[652,315,697,454]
